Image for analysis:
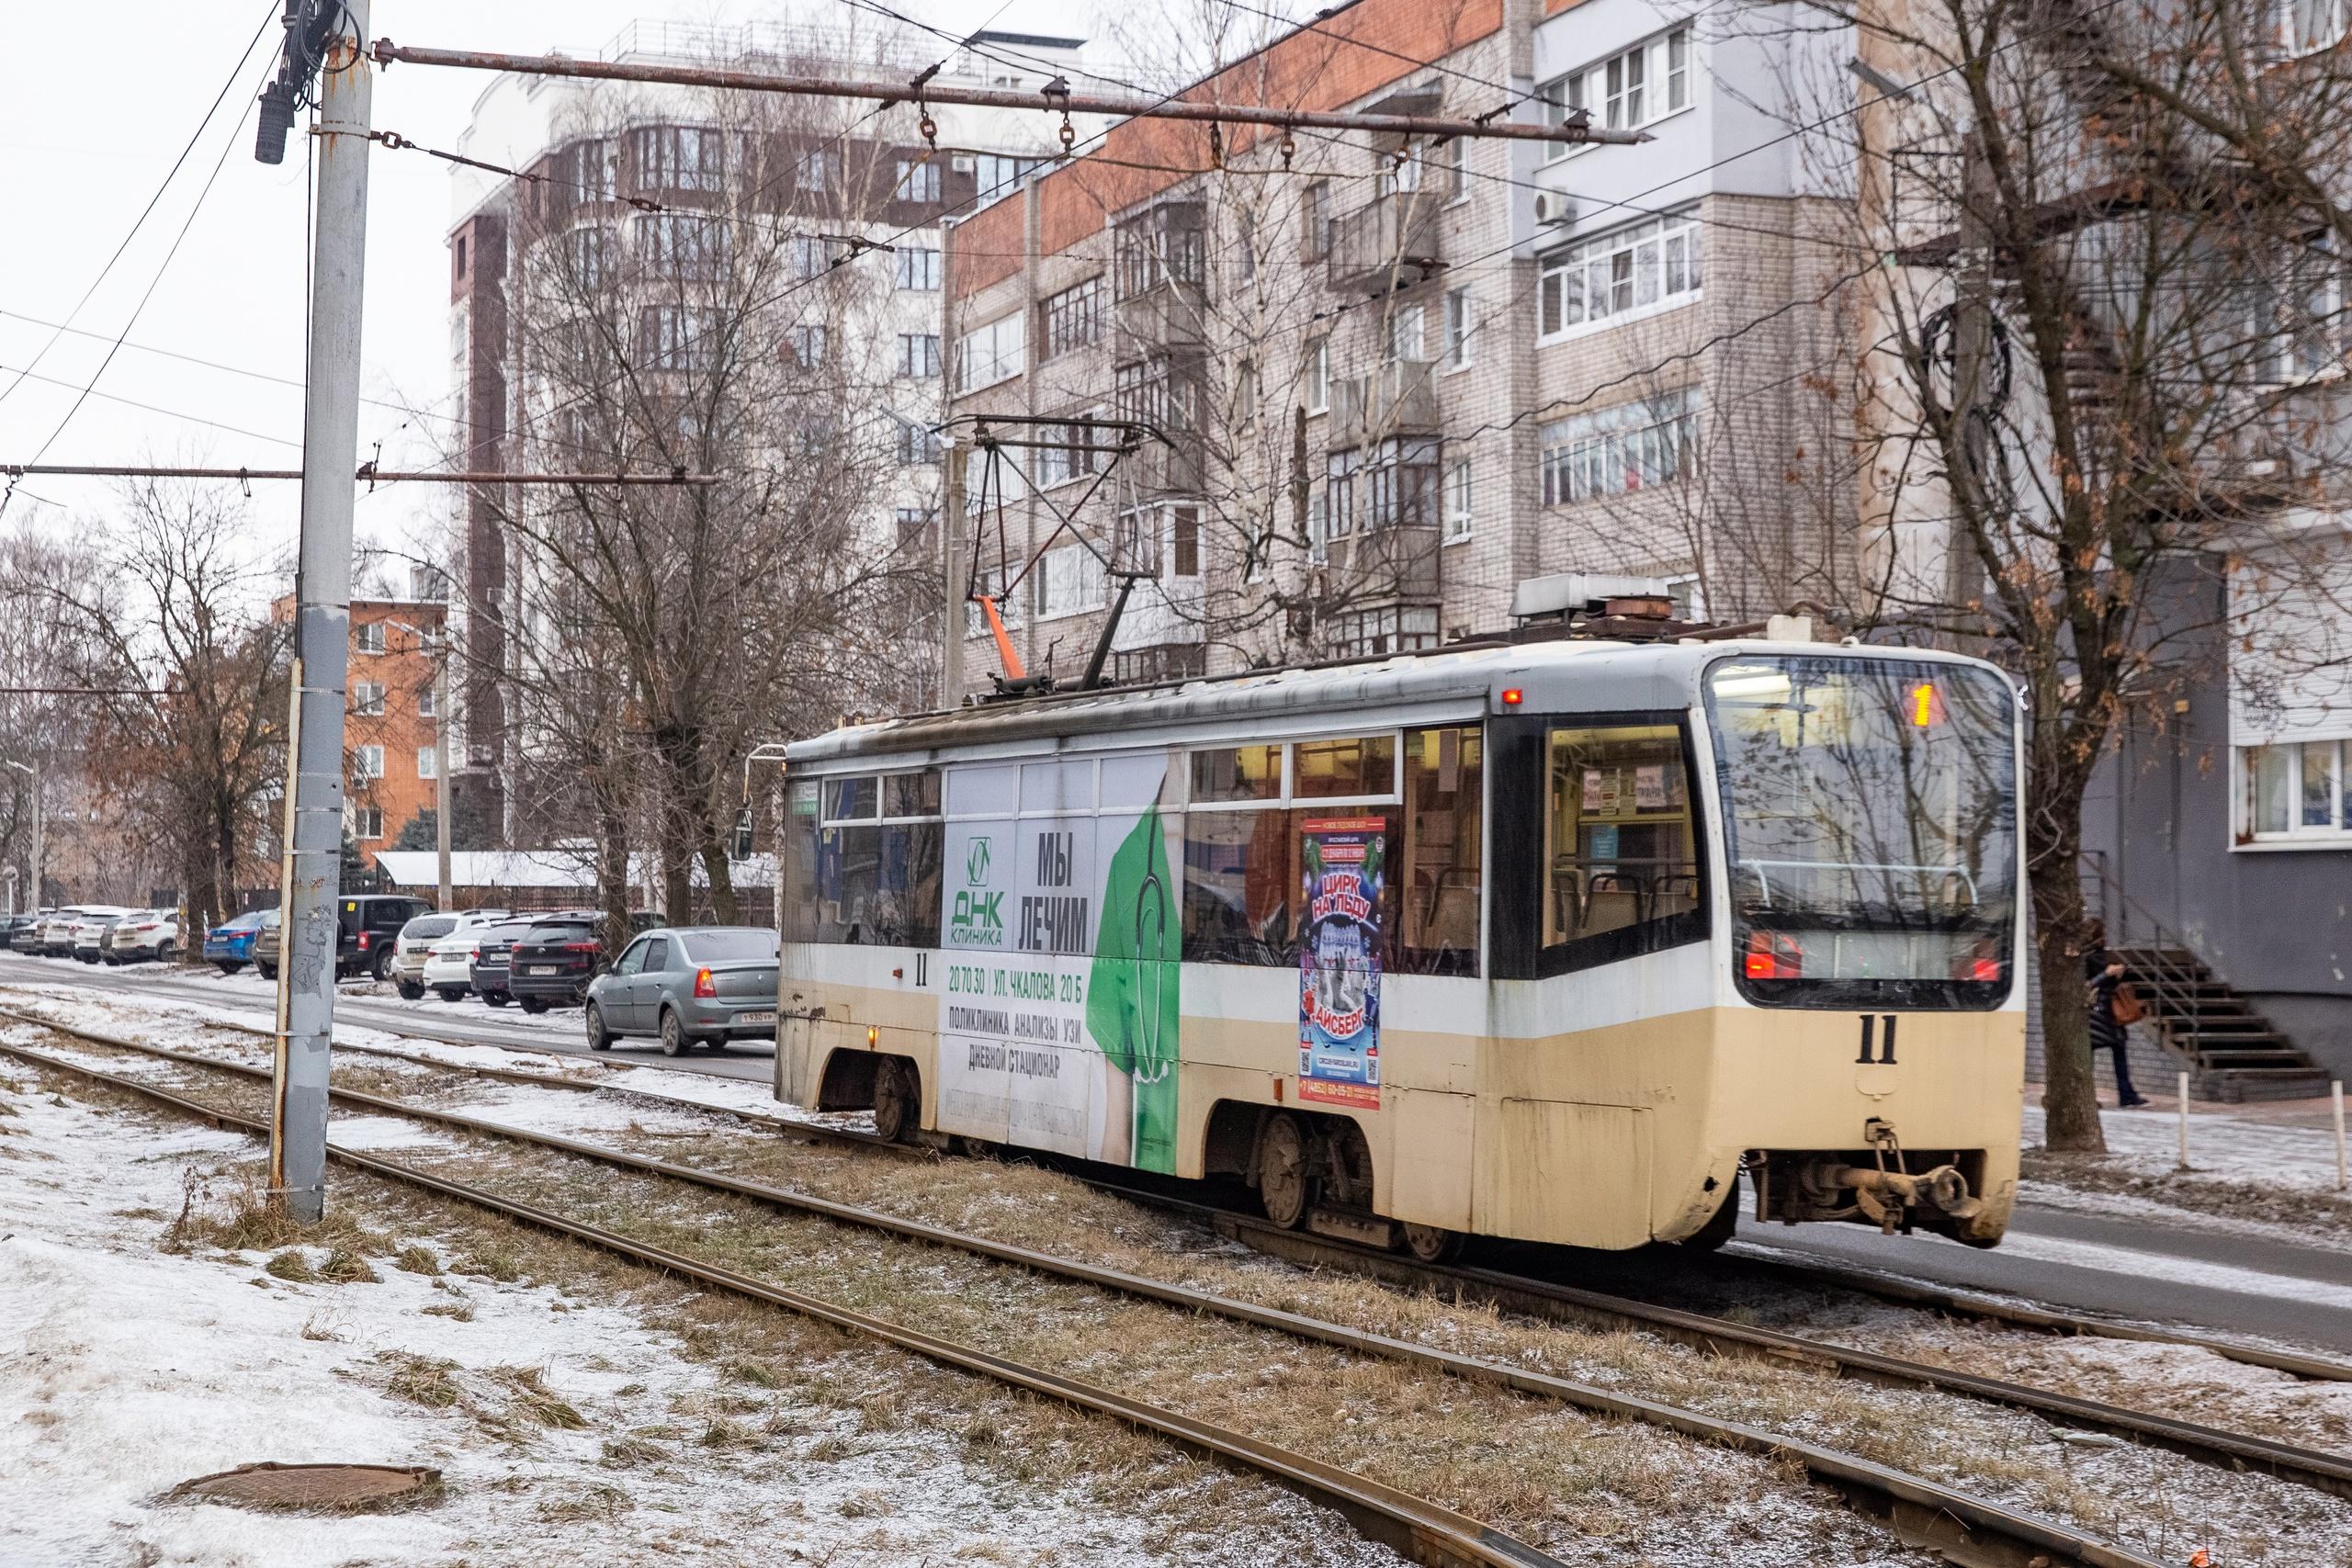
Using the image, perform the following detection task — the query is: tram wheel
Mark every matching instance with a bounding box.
[1258,1112,1314,1230]
[872,1056,918,1144]
[1398,1223,1463,1266]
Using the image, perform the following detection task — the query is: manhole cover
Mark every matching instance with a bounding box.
[174,1462,441,1512]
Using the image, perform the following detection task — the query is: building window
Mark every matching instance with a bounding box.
[956,312,1026,392]
[1114,204,1205,299]
[897,333,941,378]
[353,746,385,782]
[1375,141,1426,197]
[794,148,840,195]
[1036,544,1107,619]
[895,506,934,547]
[1445,457,1473,539]
[786,323,828,369]
[1329,605,1439,660]
[348,805,384,840]
[895,418,941,466]
[635,212,729,281]
[1551,27,1692,157]
[1038,276,1103,361]
[567,226,616,291]
[1366,436,1441,529]
[1443,288,1474,369]
[2253,233,2346,383]
[1538,207,1703,337]
[894,158,942,203]
[1034,418,1105,488]
[354,623,386,655]
[1302,182,1332,259]
[896,245,941,290]
[2240,738,2352,840]
[1306,337,1330,414]
[417,682,435,718]
[791,236,831,279]
[350,682,386,717]
[417,746,438,782]
[1110,645,1206,684]
[1113,355,1201,434]
[633,126,724,194]
[2280,0,2348,52]
[1386,304,1426,364]
[1539,389,1701,506]
[1326,448,1360,539]
[973,152,1047,207]
[639,305,721,371]
[575,138,618,202]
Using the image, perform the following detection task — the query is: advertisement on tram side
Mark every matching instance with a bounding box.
[1297,816,1384,1109]
[934,756,1182,1173]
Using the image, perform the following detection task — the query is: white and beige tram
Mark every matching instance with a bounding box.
[773,636,2025,1259]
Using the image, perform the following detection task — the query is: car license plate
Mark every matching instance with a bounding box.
[736,1010,776,1025]
[526,964,557,976]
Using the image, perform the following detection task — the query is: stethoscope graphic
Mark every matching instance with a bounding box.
[1127,826,1173,1087]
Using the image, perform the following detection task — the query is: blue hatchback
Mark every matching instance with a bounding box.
[203,908,279,973]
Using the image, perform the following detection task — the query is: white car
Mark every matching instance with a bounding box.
[421,911,513,1001]
[71,908,136,964]
[103,908,183,963]
[35,907,94,956]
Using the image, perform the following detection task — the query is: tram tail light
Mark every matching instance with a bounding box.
[1954,939,2004,983]
[1744,930,1804,980]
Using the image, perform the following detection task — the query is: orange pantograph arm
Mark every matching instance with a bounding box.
[975,594,1026,682]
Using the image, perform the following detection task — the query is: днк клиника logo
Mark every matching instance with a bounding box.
[950,834,1003,946]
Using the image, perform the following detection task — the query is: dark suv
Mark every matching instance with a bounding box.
[254,894,432,982]
[508,911,663,1012]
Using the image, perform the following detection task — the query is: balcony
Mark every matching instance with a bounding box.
[1329,522,1442,601]
[1329,358,1440,441]
[1114,282,1206,349]
[1327,192,1443,288]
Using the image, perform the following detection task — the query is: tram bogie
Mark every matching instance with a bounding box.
[775,637,2027,1254]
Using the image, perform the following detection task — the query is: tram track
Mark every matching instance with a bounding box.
[7,997,2349,1503]
[0,1010,2302,1568]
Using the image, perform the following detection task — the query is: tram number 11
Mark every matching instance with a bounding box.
[1855,1014,1898,1066]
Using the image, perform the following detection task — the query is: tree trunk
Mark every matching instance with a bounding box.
[698,836,738,926]
[2029,840,2108,1154]
[594,790,632,960]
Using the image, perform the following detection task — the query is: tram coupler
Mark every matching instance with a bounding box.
[1823,1162,1985,1233]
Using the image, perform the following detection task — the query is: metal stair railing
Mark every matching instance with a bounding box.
[2077,853,2217,1064]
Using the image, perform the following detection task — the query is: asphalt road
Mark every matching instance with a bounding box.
[9,952,2352,1355]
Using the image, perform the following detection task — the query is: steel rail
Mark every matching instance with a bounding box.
[0,1017,2177,1568]
[0,1037,1555,1568]
[367,40,1649,147]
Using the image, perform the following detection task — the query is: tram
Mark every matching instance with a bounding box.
[773,631,2026,1259]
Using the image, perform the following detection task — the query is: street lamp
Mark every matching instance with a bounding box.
[3,760,40,916]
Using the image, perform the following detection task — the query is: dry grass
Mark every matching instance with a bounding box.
[392,1243,442,1276]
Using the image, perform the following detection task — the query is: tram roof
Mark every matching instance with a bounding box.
[785,637,2002,768]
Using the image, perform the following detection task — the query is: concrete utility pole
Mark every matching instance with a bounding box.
[4,759,40,913]
[270,0,373,1225]
[433,640,452,909]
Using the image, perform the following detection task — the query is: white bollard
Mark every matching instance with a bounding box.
[2177,1071,2191,1170]
[2335,1081,2346,1193]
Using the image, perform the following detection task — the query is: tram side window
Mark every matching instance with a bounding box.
[787,772,944,947]
[1182,808,1296,964]
[1399,726,1481,976]
[1544,724,1705,973]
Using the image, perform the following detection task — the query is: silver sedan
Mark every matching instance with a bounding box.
[583,926,779,1056]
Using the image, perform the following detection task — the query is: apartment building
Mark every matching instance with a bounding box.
[443,17,1114,840]
[939,0,1848,694]
[267,590,447,868]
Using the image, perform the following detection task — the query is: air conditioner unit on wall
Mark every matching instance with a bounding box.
[951,154,975,174]
[1533,190,1573,227]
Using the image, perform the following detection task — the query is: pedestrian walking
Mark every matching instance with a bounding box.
[2085,921,2148,1108]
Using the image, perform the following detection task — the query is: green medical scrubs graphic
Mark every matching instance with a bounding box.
[1088,804,1181,1172]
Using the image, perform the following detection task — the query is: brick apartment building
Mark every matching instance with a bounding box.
[939,0,1850,693]
[272,592,447,869]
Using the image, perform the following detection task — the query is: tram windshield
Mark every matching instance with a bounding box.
[1705,655,2018,1009]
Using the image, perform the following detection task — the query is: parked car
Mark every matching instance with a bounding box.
[35,907,94,956]
[469,917,556,1008]
[421,911,514,1001]
[253,894,432,982]
[2,910,50,950]
[202,908,278,973]
[102,908,183,964]
[507,913,628,1012]
[73,908,136,964]
[584,926,780,1056]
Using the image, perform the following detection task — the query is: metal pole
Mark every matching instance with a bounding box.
[940,440,964,708]
[434,640,452,910]
[27,762,40,912]
[0,464,718,484]
[2177,1071,2191,1170]
[370,40,1648,145]
[2334,1081,2346,1192]
[271,1,372,1226]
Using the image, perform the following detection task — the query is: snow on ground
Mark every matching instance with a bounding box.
[2024,1100,2351,1190]
[0,1070,1395,1568]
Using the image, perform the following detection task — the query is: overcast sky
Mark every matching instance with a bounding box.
[0,0,1169,577]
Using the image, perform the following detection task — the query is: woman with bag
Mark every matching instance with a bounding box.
[2085,921,2149,1108]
